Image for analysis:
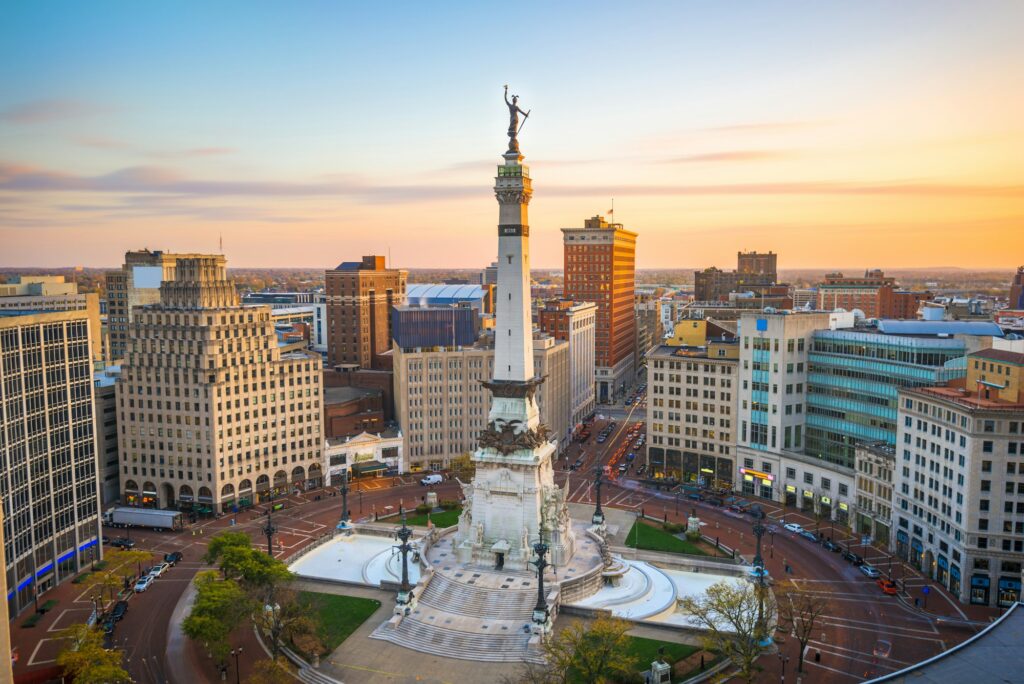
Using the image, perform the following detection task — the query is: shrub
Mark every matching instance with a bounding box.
[661,522,686,534]
[414,504,431,515]
[439,500,460,510]
[685,530,702,543]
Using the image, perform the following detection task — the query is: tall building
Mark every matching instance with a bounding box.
[894,348,1024,607]
[562,215,637,403]
[0,275,103,362]
[694,251,779,303]
[391,304,478,350]
[324,255,406,370]
[805,326,970,467]
[116,255,323,513]
[537,299,597,429]
[1,310,101,615]
[816,269,928,319]
[1010,266,1024,310]
[94,365,122,506]
[392,333,569,471]
[854,442,896,547]
[106,250,186,362]
[646,339,739,488]
[737,250,777,276]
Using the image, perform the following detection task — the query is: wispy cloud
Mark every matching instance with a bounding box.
[0,99,112,124]
[699,120,827,133]
[661,150,793,163]
[73,136,235,158]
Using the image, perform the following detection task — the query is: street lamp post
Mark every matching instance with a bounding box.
[778,652,790,682]
[337,469,350,530]
[592,467,605,525]
[395,511,415,610]
[263,496,277,556]
[751,505,768,644]
[531,540,550,627]
[231,647,243,684]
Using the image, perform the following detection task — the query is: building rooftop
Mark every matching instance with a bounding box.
[867,602,1024,684]
[407,283,487,303]
[325,386,380,405]
[971,348,1024,366]
[905,379,1024,411]
[94,365,123,388]
[876,320,1004,337]
[326,426,402,447]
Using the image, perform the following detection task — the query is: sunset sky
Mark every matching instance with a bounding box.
[2,1,1022,270]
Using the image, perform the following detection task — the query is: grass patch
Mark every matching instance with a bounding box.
[298,592,381,655]
[402,507,461,528]
[623,636,699,666]
[675,653,725,681]
[624,521,709,556]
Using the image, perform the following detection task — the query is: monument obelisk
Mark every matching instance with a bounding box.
[455,87,575,570]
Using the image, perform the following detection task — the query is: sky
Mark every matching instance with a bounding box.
[1,1,1023,270]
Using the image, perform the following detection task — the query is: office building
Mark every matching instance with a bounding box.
[537,299,597,429]
[816,269,929,319]
[106,250,187,362]
[482,261,499,288]
[324,386,384,439]
[325,255,406,370]
[392,333,569,471]
[694,252,778,303]
[562,215,637,403]
[242,291,315,307]
[737,250,777,276]
[312,297,328,355]
[893,348,1024,607]
[0,276,103,362]
[116,255,323,513]
[646,339,739,488]
[805,326,970,468]
[791,288,817,310]
[94,365,122,506]
[391,304,478,350]
[854,442,896,547]
[1,310,101,615]
[1010,266,1024,310]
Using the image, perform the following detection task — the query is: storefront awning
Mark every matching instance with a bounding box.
[353,460,388,474]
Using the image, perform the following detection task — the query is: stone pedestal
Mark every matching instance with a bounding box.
[687,515,701,535]
[425,491,438,509]
[650,660,672,683]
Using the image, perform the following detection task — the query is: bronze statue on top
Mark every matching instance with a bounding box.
[504,85,530,153]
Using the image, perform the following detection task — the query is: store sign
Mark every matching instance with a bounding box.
[803,490,813,498]
[820,496,831,504]
[740,468,774,482]
[354,452,375,463]
[785,485,796,493]
[838,502,849,511]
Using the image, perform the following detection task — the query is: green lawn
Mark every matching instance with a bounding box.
[623,521,709,556]
[623,636,699,666]
[402,506,462,528]
[298,592,381,654]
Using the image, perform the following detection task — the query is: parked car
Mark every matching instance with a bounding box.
[164,551,183,565]
[783,523,804,533]
[111,600,128,621]
[860,564,881,578]
[419,474,443,486]
[843,550,864,566]
[102,617,116,636]
[822,540,841,552]
[876,578,898,594]
[687,493,704,502]
[149,562,170,578]
[134,576,154,593]
[596,435,607,444]
[705,497,724,506]
[617,463,628,473]
[110,537,135,549]
[799,530,819,543]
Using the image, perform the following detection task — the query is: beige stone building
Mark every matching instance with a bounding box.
[646,339,738,488]
[106,250,189,362]
[392,332,569,472]
[116,255,323,513]
[0,275,103,362]
[854,441,895,546]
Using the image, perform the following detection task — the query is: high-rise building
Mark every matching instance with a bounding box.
[737,251,777,276]
[116,255,323,513]
[324,255,406,370]
[646,339,739,487]
[537,299,597,429]
[562,215,637,403]
[106,250,187,362]
[694,251,779,303]
[816,269,928,319]
[0,275,103,362]
[1010,266,1024,310]
[94,365,122,506]
[392,333,569,471]
[1,310,101,615]
[391,304,478,350]
[805,326,970,467]
[854,442,896,548]
[894,348,1024,607]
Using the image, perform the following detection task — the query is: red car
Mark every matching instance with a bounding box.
[876,578,898,595]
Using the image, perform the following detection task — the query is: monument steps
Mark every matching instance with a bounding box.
[370,618,543,663]
[419,573,536,620]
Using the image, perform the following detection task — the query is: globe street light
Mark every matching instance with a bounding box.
[395,511,415,611]
[337,469,350,530]
[592,466,605,525]
[231,647,243,684]
[531,539,550,627]
[263,496,277,556]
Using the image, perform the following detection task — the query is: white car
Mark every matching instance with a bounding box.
[859,564,881,578]
[419,474,443,486]
[148,562,170,578]
[783,523,804,533]
[134,575,154,593]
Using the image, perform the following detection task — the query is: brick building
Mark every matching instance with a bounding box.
[324,256,406,370]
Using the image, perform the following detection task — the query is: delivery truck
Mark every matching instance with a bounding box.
[102,507,183,531]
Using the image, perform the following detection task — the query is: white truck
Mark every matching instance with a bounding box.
[103,507,183,531]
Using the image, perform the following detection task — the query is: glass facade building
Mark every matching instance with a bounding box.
[806,329,966,467]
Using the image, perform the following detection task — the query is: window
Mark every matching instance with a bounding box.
[839,483,848,496]
[803,472,813,485]
[982,441,993,453]
[981,460,992,472]
[786,467,796,479]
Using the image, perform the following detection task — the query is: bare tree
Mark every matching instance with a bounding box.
[775,581,830,673]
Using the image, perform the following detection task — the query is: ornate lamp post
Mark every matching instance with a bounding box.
[778,651,790,682]
[263,496,277,556]
[531,540,550,627]
[751,504,770,646]
[230,647,243,684]
[592,467,605,525]
[337,469,351,530]
[395,512,415,611]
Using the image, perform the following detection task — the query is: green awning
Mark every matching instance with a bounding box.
[352,461,388,474]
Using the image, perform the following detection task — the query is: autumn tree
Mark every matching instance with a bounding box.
[245,657,294,684]
[775,581,830,673]
[82,548,151,606]
[182,570,250,661]
[254,588,323,659]
[522,617,640,684]
[679,580,775,683]
[56,624,131,684]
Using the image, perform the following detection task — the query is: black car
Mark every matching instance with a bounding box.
[705,497,724,506]
[842,550,864,566]
[111,600,128,621]
[110,538,135,549]
[164,551,183,565]
[686,493,703,501]
[822,540,841,552]
[799,530,819,543]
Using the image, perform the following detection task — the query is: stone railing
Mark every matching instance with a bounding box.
[558,560,606,604]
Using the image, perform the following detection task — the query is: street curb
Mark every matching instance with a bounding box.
[165,575,199,684]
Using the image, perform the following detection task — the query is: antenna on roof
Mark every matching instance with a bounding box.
[219,232,223,254]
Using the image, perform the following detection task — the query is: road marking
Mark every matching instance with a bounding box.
[822,613,938,634]
[47,607,92,632]
[805,639,916,667]
[26,637,60,666]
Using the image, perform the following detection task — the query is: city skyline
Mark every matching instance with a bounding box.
[2,1,1023,269]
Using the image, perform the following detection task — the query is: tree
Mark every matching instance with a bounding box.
[182,570,250,661]
[245,657,294,684]
[678,580,775,683]
[520,617,639,684]
[776,581,830,673]
[253,588,322,659]
[56,624,131,684]
[81,548,151,606]
[204,531,253,574]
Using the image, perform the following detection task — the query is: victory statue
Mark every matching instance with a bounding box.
[504,85,530,153]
